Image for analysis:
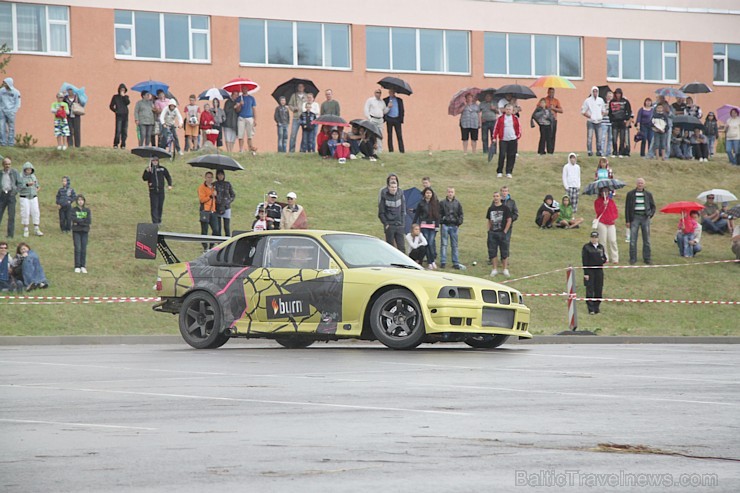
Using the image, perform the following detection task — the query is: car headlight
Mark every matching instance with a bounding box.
[437,286,472,299]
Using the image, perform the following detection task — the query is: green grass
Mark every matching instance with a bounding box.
[1,147,739,337]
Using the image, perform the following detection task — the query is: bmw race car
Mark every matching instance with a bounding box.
[136,226,532,350]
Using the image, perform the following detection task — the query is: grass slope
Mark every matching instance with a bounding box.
[1,147,739,337]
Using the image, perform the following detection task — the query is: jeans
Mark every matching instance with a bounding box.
[21,250,48,286]
[0,109,16,146]
[73,231,88,268]
[481,120,496,153]
[440,224,459,266]
[149,191,165,224]
[586,121,602,155]
[676,232,701,256]
[612,122,628,156]
[200,211,221,250]
[138,124,154,147]
[114,113,128,147]
[277,124,288,152]
[421,228,437,264]
[707,135,716,156]
[702,218,728,234]
[628,214,651,264]
[601,123,612,155]
[639,126,653,157]
[385,119,404,153]
[289,118,301,152]
[0,191,16,237]
[727,139,740,165]
[59,204,71,232]
[300,126,316,152]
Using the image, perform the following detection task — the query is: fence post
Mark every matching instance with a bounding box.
[567,265,578,331]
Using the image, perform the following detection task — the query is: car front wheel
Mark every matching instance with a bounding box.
[464,334,509,349]
[369,289,426,349]
[178,291,229,349]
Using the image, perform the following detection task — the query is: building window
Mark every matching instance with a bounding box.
[239,19,350,69]
[714,43,740,85]
[606,39,678,82]
[483,33,581,78]
[366,27,470,74]
[114,10,210,62]
[0,2,69,55]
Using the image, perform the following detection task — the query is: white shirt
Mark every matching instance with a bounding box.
[303,101,319,116]
[364,97,388,120]
[562,163,581,189]
[502,115,516,141]
[581,95,606,124]
[405,232,428,254]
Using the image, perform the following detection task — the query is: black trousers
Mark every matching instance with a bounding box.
[360,141,377,158]
[59,205,71,232]
[537,126,551,154]
[497,139,518,174]
[67,116,81,147]
[692,144,708,160]
[200,211,221,250]
[149,191,165,224]
[219,216,231,237]
[114,113,128,148]
[0,192,16,237]
[385,119,404,153]
[547,119,557,153]
[584,268,604,313]
[612,122,628,156]
[384,224,404,251]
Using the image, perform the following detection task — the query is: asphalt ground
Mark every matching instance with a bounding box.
[1,343,738,492]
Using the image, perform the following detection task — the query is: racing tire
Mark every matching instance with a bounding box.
[464,334,509,349]
[369,289,426,349]
[178,291,229,349]
[275,335,315,349]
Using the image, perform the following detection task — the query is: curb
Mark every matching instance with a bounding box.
[1,335,739,346]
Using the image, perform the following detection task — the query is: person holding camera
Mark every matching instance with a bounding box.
[142,157,172,225]
[213,170,235,236]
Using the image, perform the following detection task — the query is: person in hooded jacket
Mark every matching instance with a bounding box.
[18,162,43,237]
[214,169,236,236]
[378,175,405,251]
[535,194,560,229]
[109,83,130,149]
[55,176,76,233]
[608,88,633,157]
[0,78,21,147]
[70,194,91,273]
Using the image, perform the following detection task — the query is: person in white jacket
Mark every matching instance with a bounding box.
[581,86,606,157]
[159,99,183,156]
[562,152,582,213]
[405,223,428,265]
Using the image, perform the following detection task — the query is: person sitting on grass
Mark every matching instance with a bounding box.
[405,223,428,265]
[556,195,583,229]
[10,242,49,291]
[327,129,351,163]
[676,210,701,257]
[535,194,560,229]
[0,241,23,292]
[677,212,699,258]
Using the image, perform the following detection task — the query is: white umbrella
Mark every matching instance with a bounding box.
[697,189,737,203]
[201,87,226,101]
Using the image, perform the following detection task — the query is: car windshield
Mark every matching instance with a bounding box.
[322,233,421,269]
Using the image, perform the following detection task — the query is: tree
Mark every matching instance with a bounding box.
[0,43,11,74]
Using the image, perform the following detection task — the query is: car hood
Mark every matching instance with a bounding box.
[350,267,521,294]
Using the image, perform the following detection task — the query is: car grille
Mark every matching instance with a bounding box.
[481,307,515,329]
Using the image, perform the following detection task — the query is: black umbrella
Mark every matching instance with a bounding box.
[131,146,172,159]
[378,76,413,96]
[187,154,244,172]
[355,120,382,139]
[673,115,704,130]
[597,85,612,100]
[476,88,498,102]
[496,84,536,100]
[313,115,350,127]
[271,78,319,104]
[198,87,229,101]
[680,82,712,94]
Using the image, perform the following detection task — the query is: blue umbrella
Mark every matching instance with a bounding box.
[655,87,686,99]
[403,187,423,234]
[59,82,88,106]
[131,80,170,95]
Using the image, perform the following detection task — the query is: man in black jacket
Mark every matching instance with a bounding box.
[608,88,632,157]
[254,190,283,230]
[582,230,607,315]
[109,83,130,149]
[378,181,405,250]
[142,157,172,224]
[383,89,405,153]
[439,187,464,269]
[500,185,519,244]
[624,178,656,265]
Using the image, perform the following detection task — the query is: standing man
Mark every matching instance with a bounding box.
[562,152,582,213]
[223,91,240,153]
[0,78,21,147]
[378,180,405,250]
[109,83,130,149]
[581,86,605,157]
[544,88,563,153]
[320,89,340,117]
[439,187,464,270]
[625,178,656,265]
[254,191,282,230]
[486,191,512,278]
[383,89,405,153]
[142,157,172,225]
[480,93,499,156]
[1,156,22,238]
[500,185,518,247]
[288,83,307,153]
[364,89,388,153]
[608,88,633,158]
[237,89,257,154]
[492,104,521,178]
[582,230,607,315]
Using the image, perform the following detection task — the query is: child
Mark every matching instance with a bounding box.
[70,194,91,273]
[274,96,289,152]
[535,194,560,229]
[51,92,70,150]
[317,126,332,157]
[19,162,43,237]
[159,99,183,157]
[594,157,613,180]
[557,195,584,229]
[252,207,268,231]
[327,129,351,163]
[690,128,709,162]
[651,104,668,160]
[530,98,553,155]
[299,93,319,153]
[199,102,217,147]
[405,223,428,265]
[55,176,77,233]
[184,95,200,151]
[703,112,718,157]
[677,213,698,258]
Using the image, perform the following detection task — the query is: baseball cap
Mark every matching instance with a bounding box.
[590,231,599,238]
[267,191,278,198]
[286,192,297,199]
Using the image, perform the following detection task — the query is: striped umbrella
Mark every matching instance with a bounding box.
[530,75,576,89]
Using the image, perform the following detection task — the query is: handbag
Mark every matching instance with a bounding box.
[592,208,605,230]
[71,101,86,116]
[199,209,212,223]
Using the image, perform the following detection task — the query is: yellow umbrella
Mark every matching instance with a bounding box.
[530,75,576,89]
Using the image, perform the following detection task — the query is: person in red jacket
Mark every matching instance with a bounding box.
[492,103,522,178]
[593,187,619,263]
[199,103,217,146]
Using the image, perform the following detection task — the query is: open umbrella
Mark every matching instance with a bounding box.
[187,154,244,172]
[378,76,413,96]
[496,84,536,100]
[660,201,705,214]
[476,88,498,102]
[448,87,481,116]
[655,87,686,99]
[697,189,737,203]
[313,115,350,127]
[673,115,704,131]
[354,120,381,139]
[198,87,229,101]
[131,80,169,95]
[271,78,319,104]
[403,187,423,234]
[727,205,740,219]
[60,82,88,106]
[716,104,740,123]
[583,178,626,196]
[530,75,576,89]
[223,78,260,94]
[680,82,712,94]
[131,146,172,159]
[597,85,612,100]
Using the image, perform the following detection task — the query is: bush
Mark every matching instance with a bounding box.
[14,132,38,148]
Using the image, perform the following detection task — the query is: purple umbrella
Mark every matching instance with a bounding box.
[448,87,481,116]
[716,104,740,123]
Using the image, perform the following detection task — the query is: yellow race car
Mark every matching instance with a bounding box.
[138,227,532,350]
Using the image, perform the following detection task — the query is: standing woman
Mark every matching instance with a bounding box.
[725,108,740,166]
[530,98,553,156]
[70,194,91,273]
[413,187,440,269]
[459,93,481,154]
[109,83,130,149]
[635,98,654,158]
[198,171,219,251]
[213,170,235,236]
[211,98,226,149]
[64,87,83,148]
[19,162,43,237]
[593,187,619,263]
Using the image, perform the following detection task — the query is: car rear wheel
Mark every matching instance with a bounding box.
[370,289,426,349]
[179,291,229,349]
[464,334,509,349]
[275,335,315,349]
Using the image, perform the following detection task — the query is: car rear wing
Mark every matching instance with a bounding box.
[135,223,230,264]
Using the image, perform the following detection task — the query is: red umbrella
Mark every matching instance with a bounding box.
[223,78,260,94]
[448,87,481,116]
[660,201,704,214]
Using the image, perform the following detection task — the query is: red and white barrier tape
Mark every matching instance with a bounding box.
[594,259,739,270]
[0,296,160,305]
[501,267,569,284]
[576,297,740,305]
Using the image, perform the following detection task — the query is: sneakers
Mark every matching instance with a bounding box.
[349,154,357,160]
[74,268,81,274]
[490,269,498,277]
[503,269,511,278]
[80,267,87,274]
[34,228,43,236]
[440,263,446,269]
[62,145,67,151]
[453,264,466,270]
[57,145,62,150]
[497,173,503,178]
[506,173,512,178]
[25,283,37,292]
[338,157,346,164]
[23,228,29,238]
[429,262,437,270]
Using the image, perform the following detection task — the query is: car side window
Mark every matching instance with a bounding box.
[266,237,330,270]
[215,236,264,267]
